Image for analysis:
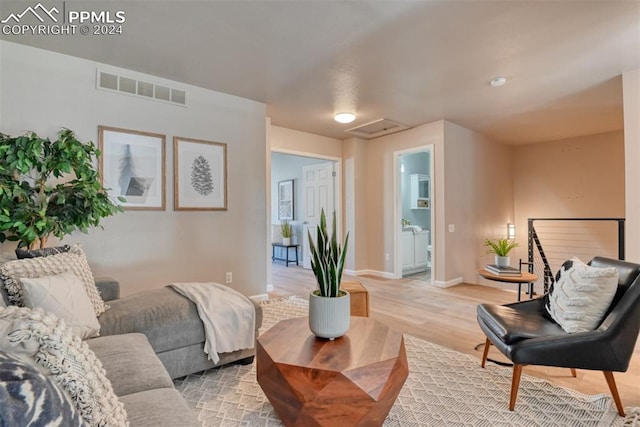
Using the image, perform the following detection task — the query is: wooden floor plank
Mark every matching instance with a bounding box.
[269,264,640,407]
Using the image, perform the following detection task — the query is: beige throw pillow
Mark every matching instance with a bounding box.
[20,271,100,339]
[0,306,128,426]
[0,244,108,316]
[545,257,618,333]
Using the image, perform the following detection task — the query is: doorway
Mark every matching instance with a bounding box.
[394,146,434,283]
[270,152,341,274]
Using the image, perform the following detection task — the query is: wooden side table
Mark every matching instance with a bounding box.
[478,268,538,301]
[257,317,408,426]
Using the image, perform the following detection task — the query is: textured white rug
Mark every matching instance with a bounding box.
[175,296,640,426]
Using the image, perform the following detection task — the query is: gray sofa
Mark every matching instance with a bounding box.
[95,278,263,379]
[1,277,263,426]
[87,332,200,426]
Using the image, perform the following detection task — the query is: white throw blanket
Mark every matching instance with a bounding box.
[168,282,256,364]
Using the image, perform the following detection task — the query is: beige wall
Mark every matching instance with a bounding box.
[0,41,268,297]
[513,131,625,268]
[624,69,640,262]
[270,125,342,159]
[342,137,368,271]
[442,122,514,285]
[363,121,444,278]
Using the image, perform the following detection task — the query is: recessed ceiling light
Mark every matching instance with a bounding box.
[490,77,507,87]
[334,112,356,124]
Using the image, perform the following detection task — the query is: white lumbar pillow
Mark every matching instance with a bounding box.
[545,257,618,333]
[20,271,100,339]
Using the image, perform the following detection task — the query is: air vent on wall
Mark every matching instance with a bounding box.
[97,70,186,106]
[345,118,410,139]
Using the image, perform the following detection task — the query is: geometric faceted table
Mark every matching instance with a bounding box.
[257,316,408,426]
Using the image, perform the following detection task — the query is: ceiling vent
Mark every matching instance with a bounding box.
[345,118,410,139]
[96,70,186,106]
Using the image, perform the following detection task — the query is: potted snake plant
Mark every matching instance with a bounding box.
[307,209,350,339]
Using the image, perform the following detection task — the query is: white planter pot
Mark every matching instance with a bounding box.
[282,237,291,246]
[495,255,510,267]
[308,291,350,340]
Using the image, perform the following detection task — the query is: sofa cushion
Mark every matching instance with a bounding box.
[20,271,100,339]
[545,257,618,333]
[0,306,128,426]
[119,388,199,427]
[88,333,174,397]
[98,287,204,353]
[0,349,88,427]
[0,243,108,316]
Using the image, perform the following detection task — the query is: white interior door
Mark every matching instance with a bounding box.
[302,162,335,269]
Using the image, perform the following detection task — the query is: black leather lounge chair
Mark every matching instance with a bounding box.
[476,257,640,416]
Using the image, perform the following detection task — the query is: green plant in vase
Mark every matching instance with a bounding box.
[484,237,518,267]
[280,220,292,244]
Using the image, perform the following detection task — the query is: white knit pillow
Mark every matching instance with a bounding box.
[0,244,108,316]
[0,306,128,426]
[545,257,618,333]
[20,271,101,339]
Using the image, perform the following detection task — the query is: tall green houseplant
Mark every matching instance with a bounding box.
[0,129,124,249]
[307,209,349,297]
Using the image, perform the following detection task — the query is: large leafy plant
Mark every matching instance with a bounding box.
[307,209,349,297]
[0,129,124,249]
[484,237,518,257]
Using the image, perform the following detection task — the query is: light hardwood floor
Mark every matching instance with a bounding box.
[269,263,640,408]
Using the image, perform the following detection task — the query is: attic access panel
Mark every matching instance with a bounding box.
[345,118,410,139]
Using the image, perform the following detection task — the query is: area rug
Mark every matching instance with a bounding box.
[175,296,640,426]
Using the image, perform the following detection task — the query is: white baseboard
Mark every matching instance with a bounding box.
[434,277,463,288]
[250,293,269,302]
[344,269,397,279]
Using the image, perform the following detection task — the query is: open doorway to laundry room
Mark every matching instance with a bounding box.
[394,146,434,284]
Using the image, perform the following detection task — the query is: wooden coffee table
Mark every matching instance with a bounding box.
[256,316,408,426]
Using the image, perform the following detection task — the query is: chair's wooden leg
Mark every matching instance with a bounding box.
[570,368,577,377]
[481,338,491,368]
[509,364,523,411]
[603,371,625,416]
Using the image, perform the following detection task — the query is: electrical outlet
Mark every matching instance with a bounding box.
[225,272,232,283]
[448,224,455,232]
[385,253,390,262]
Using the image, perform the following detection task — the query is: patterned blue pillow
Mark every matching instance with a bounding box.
[0,350,88,426]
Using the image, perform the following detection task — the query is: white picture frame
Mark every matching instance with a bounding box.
[98,126,166,210]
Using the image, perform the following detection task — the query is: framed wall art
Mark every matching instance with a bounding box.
[174,137,227,211]
[278,179,294,220]
[98,126,166,210]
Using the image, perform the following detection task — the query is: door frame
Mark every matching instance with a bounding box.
[393,145,434,282]
[270,148,342,269]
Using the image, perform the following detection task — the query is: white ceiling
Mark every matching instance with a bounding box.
[3,0,639,144]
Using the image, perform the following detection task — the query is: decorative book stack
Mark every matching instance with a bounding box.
[485,264,522,276]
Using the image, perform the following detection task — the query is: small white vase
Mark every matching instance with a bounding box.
[282,237,291,246]
[495,255,510,267]
[308,290,350,340]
